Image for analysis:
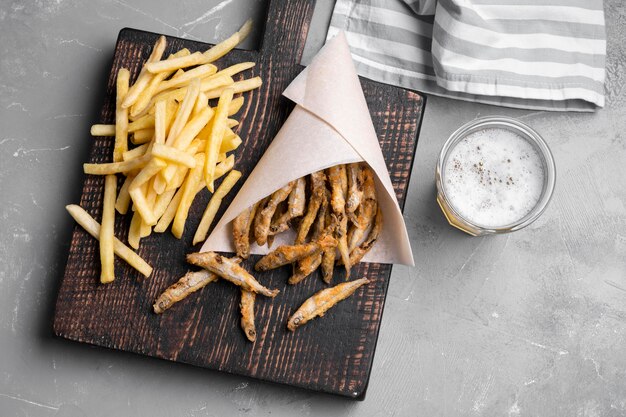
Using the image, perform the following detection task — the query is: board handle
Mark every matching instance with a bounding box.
[259,0,316,64]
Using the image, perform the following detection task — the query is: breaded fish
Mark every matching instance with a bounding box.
[269,177,307,236]
[320,209,336,284]
[287,278,370,331]
[240,289,256,342]
[254,234,336,271]
[346,163,364,222]
[253,181,294,246]
[153,270,217,314]
[187,252,279,297]
[348,166,378,250]
[232,201,261,259]
[327,165,351,277]
[295,171,326,244]
[290,190,329,285]
[344,205,383,266]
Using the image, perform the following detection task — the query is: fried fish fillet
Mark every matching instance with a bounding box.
[254,234,336,271]
[232,201,261,259]
[287,278,370,331]
[240,289,256,342]
[254,181,294,246]
[187,251,279,297]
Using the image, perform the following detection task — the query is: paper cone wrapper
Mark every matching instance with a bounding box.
[200,32,414,266]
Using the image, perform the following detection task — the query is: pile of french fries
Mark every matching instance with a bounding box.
[67,20,261,283]
[154,163,381,340]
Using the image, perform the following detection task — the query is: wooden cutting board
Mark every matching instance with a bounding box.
[53,0,424,399]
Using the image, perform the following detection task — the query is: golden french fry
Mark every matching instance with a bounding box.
[129,185,158,225]
[205,88,233,192]
[165,78,201,146]
[154,186,185,233]
[200,73,234,93]
[172,106,212,150]
[226,118,239,128]
[160,106,213,187]
[151,143,196,168]
[128,114,155,132]
[172,153,206,238]
[115,174,134,215]
[130,158,167,190]
[122,143,149,161]
[155,64,217,94]
[228,96,244,116]
[91,124,115,136]
[192,92,208,118]
[131,128,154,144]
[84,154,151,175]
[100,175,117,283]
[122,35,167,108]
[154,99,166,144]
[220,62,255,77]
[214,155,235,178]
[145,51,206,73]
[193,170,241,245]
[130,49,191,118]
[153,188,176,220]
[128,210,142,249]
[114,68,130,162]
[66,205,152,277]
[202,19,252,63]
[204,77,262,99]
[220,132,241,153]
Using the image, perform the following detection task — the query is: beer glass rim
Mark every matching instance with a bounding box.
[435,116,556,234]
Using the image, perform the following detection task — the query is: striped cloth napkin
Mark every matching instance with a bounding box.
[327,0,606,111]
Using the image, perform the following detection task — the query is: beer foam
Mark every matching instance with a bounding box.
[443,128,545,228]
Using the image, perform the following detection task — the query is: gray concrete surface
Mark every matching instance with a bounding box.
[1,0,625,416]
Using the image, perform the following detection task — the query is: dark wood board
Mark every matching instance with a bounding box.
[53,0,424,399]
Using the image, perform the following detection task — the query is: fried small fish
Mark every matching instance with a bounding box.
[346,163,364,222]
[253,181,294,246]
[187,252,279,297]
[269,177,306,236]
[291,189,329,285]
[233,201,261,259]
[343,205,383,266]
[348,166,378,251]
[295,171,326,244]
[288,252,323,285]
[320,209,336,283]
[153,270,217,314]
[240,289,256,342]
[287,278,370,331]
[255,234,336,271]
[327,165,351,277]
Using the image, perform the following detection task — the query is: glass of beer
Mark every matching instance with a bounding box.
[436,116,556,236]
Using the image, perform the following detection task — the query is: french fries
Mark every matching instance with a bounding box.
[114,69,130,162]
[193,169,241,245]
[91,124,115,136]
[100,175,117,283]
[66,205,152,277]
[75,25,260,287]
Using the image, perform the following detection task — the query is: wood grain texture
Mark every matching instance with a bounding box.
[53,0,424,399]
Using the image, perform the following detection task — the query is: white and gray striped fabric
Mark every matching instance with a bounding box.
[327,0,606,111]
